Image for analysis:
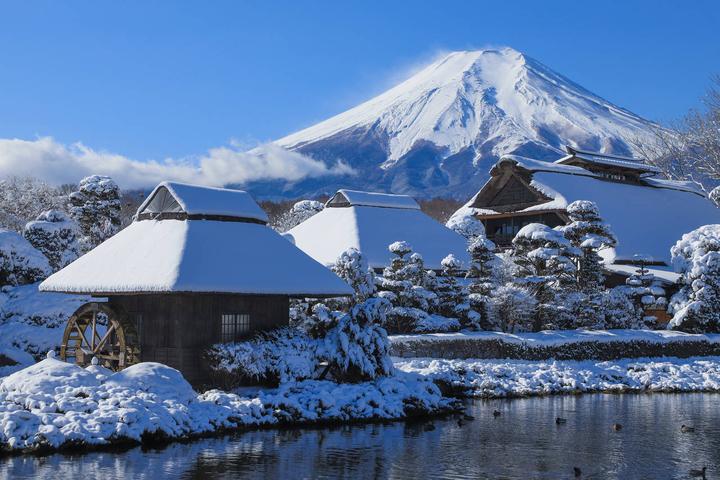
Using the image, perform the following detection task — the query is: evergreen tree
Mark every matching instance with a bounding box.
[511,223,578,330]
[465,237,500,329]
[332,247,376,302]
[23,210,81,272]
[433,254,474,327]
[668,225,720,332]
[560,200,617,294]
[378,241,432,333]
[68,175,121,250]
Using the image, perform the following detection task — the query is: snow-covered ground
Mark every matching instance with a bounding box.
[394,356,720,398]
[0,283,90,376]
[0,354,456,453]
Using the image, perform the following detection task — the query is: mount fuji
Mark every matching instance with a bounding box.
[250,47,657,199]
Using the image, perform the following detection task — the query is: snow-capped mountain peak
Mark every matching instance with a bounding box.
[268,47,655,198]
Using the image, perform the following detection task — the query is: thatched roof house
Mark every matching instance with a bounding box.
[455,147,720,267]
[41,182,352,384]
[286,189,471,270]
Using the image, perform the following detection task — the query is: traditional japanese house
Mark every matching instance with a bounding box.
[285,189,471,271]
[39,181,353,384]
[455,146,720,282]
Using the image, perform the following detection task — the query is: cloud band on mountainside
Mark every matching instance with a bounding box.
[0,137,354,189]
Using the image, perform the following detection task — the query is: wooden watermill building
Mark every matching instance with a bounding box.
[39,182,353,384]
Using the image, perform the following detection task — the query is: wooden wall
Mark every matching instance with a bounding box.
[109,293,289,385]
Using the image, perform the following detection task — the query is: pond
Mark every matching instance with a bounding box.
[1,393,718,479]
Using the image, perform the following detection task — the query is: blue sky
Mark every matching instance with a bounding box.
[0,0,718,184]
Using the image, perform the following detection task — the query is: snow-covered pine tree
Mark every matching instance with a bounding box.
[668,225,720,332]
[445,209,485,241]
[68,175,121,250]
[559,200,617,294]
[377,241,437,333]
[465,237,501,329]
[331,247,376,306]
[432,254,475,327]
[378,241,428,333]
[0,229,52,286]
[23,210,81,272]
[511,223,578,330]
[315,297,394,382]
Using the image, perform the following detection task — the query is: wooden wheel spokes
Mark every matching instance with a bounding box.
[60,302,140,371]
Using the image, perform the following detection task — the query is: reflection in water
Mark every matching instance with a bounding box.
[1,393,719,479]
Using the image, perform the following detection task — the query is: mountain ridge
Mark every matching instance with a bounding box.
[246,47,657,199]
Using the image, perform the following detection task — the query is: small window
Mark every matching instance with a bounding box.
[221,314,251,342]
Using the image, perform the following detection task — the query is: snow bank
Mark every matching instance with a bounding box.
[394,356,720,398]
[0,359,456,453]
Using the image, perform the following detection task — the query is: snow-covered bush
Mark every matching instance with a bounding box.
[669,225,720,332]
[206,327,318,386]
[211,298,393,386]
[602,287,641,329]
[445,210,485,241]
[487,284,537,332]
[331,247,376,304]
[0,177,66,233]
[69,175,121,250]
[315,298,394,382]
[0,230,51,286]
[23,210,81,271]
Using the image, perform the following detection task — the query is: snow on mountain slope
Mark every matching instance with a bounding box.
[262,47,656,199]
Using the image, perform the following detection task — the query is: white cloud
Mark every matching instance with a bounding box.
[0,137,354,189]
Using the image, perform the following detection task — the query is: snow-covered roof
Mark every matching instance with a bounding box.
[603,263,681,285]
[327,189,420,210]
[137,181,269,223]
[286,195,471,270]
[557,146,662,174]
[41,202,352,296]
[517,171,719,264]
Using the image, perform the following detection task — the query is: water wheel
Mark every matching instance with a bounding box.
[60,302,140,370]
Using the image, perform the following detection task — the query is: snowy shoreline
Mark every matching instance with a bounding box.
[0,357,459,455]
[394,356,720,398]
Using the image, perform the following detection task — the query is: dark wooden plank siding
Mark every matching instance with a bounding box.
[109,293,289,384]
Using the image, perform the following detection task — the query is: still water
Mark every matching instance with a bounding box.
[1,393,719,479]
